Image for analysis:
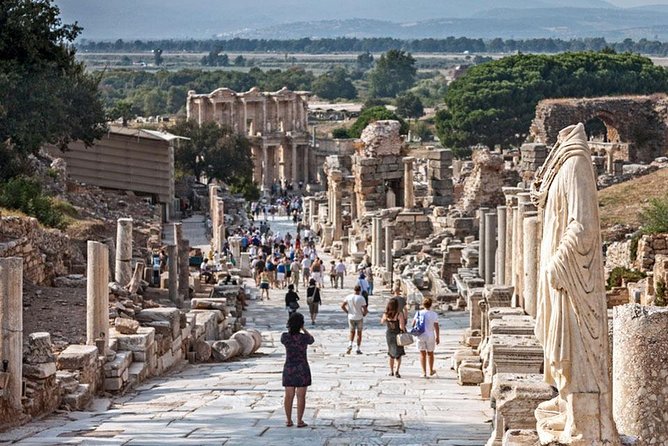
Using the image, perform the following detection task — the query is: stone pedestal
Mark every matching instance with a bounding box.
[229,236,242,261]
[167,244,178,304]
[403,157,416,209]
[86,241,110,349]
[240,252,251,277]
[468,288,485,330]
[522,215,539,319]
[0,257,23,410]
[496,206,507,285]
[114,218,133,285]
[485,212,498,285]
[613,304,668,444]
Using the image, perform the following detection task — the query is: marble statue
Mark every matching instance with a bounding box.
[530,123,619,445]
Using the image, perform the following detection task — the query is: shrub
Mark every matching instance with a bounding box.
[0,177,66,228]
[639,194,668,235]
[331,127,350,139]
[606,266,646,290]
[656,280,666,307]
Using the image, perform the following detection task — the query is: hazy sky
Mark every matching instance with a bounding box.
[608,0,668,5]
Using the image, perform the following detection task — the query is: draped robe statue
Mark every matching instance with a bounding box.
[530,123,620,445]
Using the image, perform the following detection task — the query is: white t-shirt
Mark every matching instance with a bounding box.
[335,262,347,274]
[344,293,367,321]
[417,310,439,338]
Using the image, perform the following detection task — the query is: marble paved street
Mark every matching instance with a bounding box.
[1,217,492,446]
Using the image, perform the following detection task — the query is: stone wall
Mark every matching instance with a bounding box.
[530,95,668,163]
[604,239,634,273]
[636,233,668,272]
[457,148,506,216]
[0,217,72,285]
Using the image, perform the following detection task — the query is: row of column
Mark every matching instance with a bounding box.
[477,188,540,318]
[255,143,312,191]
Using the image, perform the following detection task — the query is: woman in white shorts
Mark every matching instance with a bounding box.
[414,297,440,378]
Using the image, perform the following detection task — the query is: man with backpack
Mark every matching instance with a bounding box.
[411,298,440,378]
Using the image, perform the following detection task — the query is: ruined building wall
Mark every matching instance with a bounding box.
[0,217,71,285]
[457,148,507,216]
[530,95,668,163]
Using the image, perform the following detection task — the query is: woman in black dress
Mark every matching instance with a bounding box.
[305,278,321,325]
[380,297,406,378]
[281,312,314,428]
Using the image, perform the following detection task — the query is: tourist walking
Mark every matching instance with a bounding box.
[311,258,324,288]
[306,278,321,325]
[392,284,408,320]
[357,273,370,304]
[290,258,301,291]
[329,260,337,288]
[413,298,440,378]
[285,284,300,316]
[259,271,271,301]
[381,298,406,378]
[281,312,314,428]
[277,258,287,289]
[301,255,311,287]
[341,285,368,355]
[335,259,346,289]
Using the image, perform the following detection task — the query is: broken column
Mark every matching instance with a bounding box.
[114,218,133,286]
[503,187,522,287]
[496,206,507,285]
[0,257,23,410]
[174,223,188,307]
[522,214,539,319]
[484,212,497,285]
[478,207,489,280]
[86,241,110,349]
[385,223,394,276]
[613,304,668,444]
[330,169,343,241]
[514,192,532,308]
[167,244,178,304]
[403,157,416,209]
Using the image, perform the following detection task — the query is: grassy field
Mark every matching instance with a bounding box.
[599,167,668,230]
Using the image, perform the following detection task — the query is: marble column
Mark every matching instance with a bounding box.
[385,223,394,276]
[484,212,497,285]
[496,206,507,285]
[522,213,539,319]
[242,99,248,135]
[371,217,383,267]
[0,257,23,410]
[292,141,298,186]
[403,157,416,209]
[167,244,178,305]
[331,170,343,241]
[262,100,267,133]
[262,145,269,193]
[304,146,310,185]
[174,223,188,307]
[114,218,133,286]
[87,241,109,349]
[502,187,522,286]
[478,207,489,280]
[515,192,533,309]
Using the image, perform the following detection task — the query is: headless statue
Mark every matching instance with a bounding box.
[530,123,620,445]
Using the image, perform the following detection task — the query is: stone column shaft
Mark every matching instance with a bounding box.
[0,257,23,409]
[385,224,394,275]
[403,157,416,209]
[291,141,298,186]
[505,204,514,284]
[87,241,109,349]
[174,223,188,307]
[522,215,539,319]
[167,244,178,304]
[496,206,507,285]
[114,218,133,285]
[304,146,310,185]
[262,145,269,191]
[516,192,533,309]
[478,207,489,280]
[484,212,497,285]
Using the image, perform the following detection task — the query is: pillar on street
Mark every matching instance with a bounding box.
[174,223,188,307]
[522,213,539,319]
[403,157,416,209]
[330,170,343,241]
[87,241,110,349]
[484,212,497,285]
[495,206,507,285]
[516,192,533,309]
[114,218,133,286]
[502,187,522,287]
[385,223,394,276]
[0,257,23,410]
[478,207,489,280]
[167,244,178,304]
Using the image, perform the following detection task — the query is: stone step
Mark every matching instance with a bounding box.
[61,384,92,411]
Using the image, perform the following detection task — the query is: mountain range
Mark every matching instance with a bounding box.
[55,0,668,41]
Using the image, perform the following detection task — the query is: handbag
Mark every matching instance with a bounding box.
[396,332,414,346]
[288,300,300,310]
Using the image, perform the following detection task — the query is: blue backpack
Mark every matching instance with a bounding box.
[410,311,426,336]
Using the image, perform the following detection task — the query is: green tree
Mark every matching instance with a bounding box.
[312,67,357,100]
[169,120,252,184]
[395,92,424,119]
[368,49,417,98]
[347,106,408,138]
[0,0,107,181]
[435,51,668,148]
[108,100,134,126]
[357,52,374,70]
[201,50,229,67]
[233,55,246,66]
[640,194,668,234]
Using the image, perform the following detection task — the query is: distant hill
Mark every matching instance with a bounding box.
[54,0,668,41]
